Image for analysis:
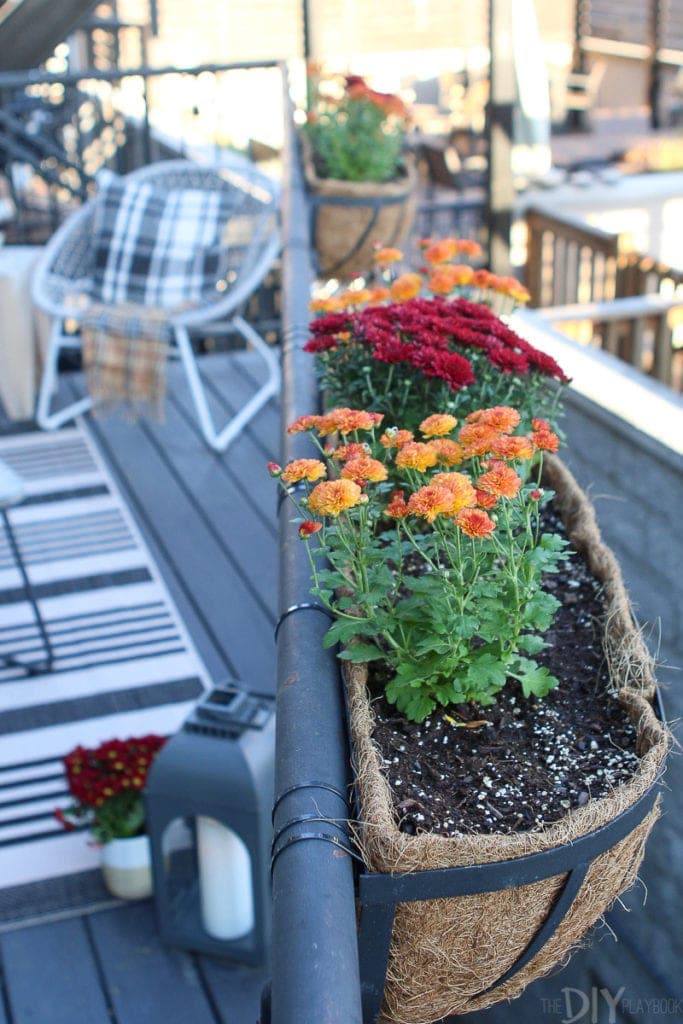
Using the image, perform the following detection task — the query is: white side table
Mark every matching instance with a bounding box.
[0,245,48,420]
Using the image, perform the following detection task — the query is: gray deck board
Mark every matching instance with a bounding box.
[66,351,278,689]
[87,903,218,1024]
[0,918,112,1024]
[196,956,267,1024]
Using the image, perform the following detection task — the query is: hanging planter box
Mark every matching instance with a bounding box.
[302,140,417,281]
[346,455,669,1024]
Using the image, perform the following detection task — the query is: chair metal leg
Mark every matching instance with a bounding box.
[36,319,92,430]
[174,320,280,453]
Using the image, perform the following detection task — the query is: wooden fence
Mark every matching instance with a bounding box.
[525,206,683,391]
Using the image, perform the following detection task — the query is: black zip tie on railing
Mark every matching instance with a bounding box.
[271,780,348,822]
[274,602,333,642]
[271,830,365,874]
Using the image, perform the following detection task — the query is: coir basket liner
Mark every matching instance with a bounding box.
[303,141,417,281]
[345,455,670,1024]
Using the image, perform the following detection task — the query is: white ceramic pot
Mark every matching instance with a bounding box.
[101,834,153,899]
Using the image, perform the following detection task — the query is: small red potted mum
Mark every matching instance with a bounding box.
[56,735,165,899]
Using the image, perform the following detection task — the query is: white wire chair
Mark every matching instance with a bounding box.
[32,157,281,452]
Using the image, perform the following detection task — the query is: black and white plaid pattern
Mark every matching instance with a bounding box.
[92,177,233,309]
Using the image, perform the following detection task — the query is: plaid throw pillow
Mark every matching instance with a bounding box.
[92,177,232,309]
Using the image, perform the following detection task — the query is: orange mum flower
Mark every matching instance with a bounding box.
[341,456,388,483]
[331,442,371,462]
[281,459,327,484]
[344,288,374,307]
[298,520,322,538]
[373,246,403,265]
[456,507,496,538]
[531,427,560,452]
[419,413,458,437]
[368,286,391,303]
[475,488,497,509]
[465,406,521,433]
[380,428,414,449]
[477,461,522,499]
[458,422,500,457]
[318,408,384,436]
[431,472,477,512]
[532,418,550,431]
[455,238,483,258]
[491,435,535,460]
[395,442,438,472]
[423,238,459,264]
[407,484,459,523]
[308,479,363,517]
[385,489,409,519]
[472,268,493,289]
[427,438,464,466]
[287,414,323,434]
[427,265,459,295]
[390,273,422,302]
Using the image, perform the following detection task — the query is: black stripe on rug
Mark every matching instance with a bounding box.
[0,676,204,734]
[0,567,152,605]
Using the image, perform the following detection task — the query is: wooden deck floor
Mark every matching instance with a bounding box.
[0,350,277,1024]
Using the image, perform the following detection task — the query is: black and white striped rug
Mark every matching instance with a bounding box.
[0,424,209,908]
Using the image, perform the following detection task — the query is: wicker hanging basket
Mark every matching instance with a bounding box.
[302,141,417,281]
[346,455,670,1024]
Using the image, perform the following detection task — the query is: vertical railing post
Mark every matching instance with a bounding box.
[487,0,515,276]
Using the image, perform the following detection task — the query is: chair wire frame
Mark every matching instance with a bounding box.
[32,157,281,452]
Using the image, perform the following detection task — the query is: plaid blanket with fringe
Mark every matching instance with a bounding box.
[81,303,172,418]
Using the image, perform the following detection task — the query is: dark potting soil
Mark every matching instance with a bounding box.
[368,504,642,836]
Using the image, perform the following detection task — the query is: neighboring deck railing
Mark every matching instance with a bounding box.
[525,206,683,391]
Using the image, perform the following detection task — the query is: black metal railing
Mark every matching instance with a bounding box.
[0,58,283,242]
[268,72,363,1024]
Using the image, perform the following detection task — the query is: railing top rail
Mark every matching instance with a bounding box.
[525,206,620,255]
[0,59,281,90]
[270,68,363,1024]
[534,292,683,324]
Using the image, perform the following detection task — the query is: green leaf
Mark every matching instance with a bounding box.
[465,653,507,692]
[338,643,386,663]
[518,664,559,698]
[517,634,548,655]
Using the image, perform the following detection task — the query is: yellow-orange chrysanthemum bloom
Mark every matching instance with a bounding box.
[456,507,496,539]
[531,428,560,452]
[427,438,464,466]
[472,268,493,289]
[457,422,500,457]
[390,273,422,302]
[407,484,459,523]
[419,413,458,437]
[373,246,403,265]
[340,456,388,483]
[477,462,522,499]
[281,459,327,484]
[331,442,371,462]
[465,406,521,434]
[395,442,438,473]
[380,429,414,449]
[343,288,374,307]
[385,490,409,519]
[491,435,535,460]
[318,408,384,436]
[307,479,363,517]
[287,414,323,435]
[368,286,391,304]
[423,238,459,264]
[431,472,477,512]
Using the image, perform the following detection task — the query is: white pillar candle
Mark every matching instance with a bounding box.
[196,816,254,940]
